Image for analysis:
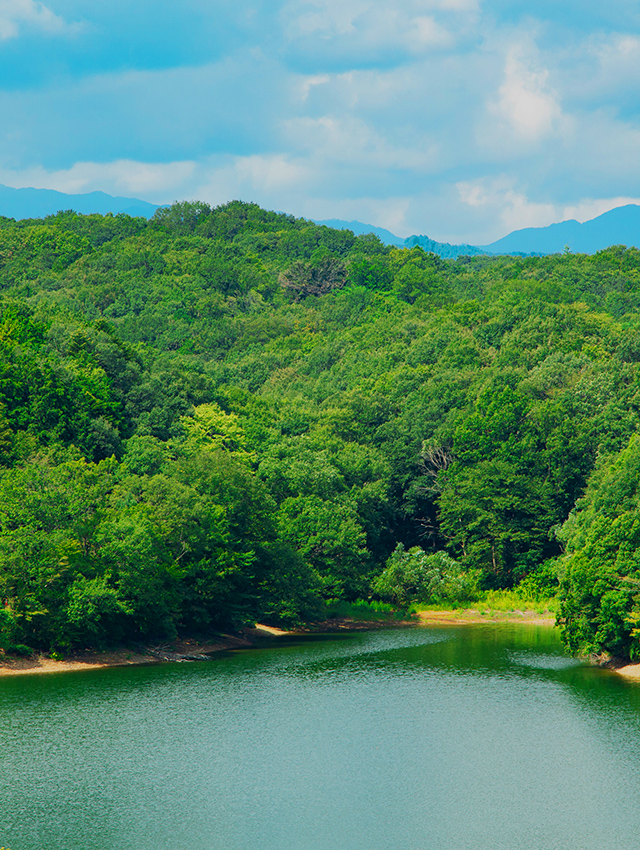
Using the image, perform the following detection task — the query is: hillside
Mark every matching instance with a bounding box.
[0,201,638,659]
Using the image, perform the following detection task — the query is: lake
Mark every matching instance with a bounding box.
[2,623,640,850]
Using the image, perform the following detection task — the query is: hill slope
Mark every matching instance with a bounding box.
[0,201,638,659]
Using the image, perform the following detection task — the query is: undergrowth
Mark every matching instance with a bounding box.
[324,599,409,621]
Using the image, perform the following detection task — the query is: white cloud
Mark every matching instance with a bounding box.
[457,176,557,235]
[4,4,640,248]
[285,0,366,39]
[436,0,477,9]
[0,54,290,171]
[563,33,640,104]
[298,74,331,102]
[0,160,197,198]
[493,45,563,141]
[305,195,412,233]
[197,154,310,199]
[0,153,414,235]
[284,113,439,170]
[5,154,640,248]
[591,33,640,78]
[0,0,73,39]
[0,153,313,207]
[407,16,451,50]
[282,0,464,60]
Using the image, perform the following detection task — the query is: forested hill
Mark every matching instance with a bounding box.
[1,200,640,660]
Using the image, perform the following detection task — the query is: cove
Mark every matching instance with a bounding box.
[2,623,640,850]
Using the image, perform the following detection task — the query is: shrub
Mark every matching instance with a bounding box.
[514,560,559,601]
[372,544,479,606]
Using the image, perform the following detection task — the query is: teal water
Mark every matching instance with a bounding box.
[2,624,640,850]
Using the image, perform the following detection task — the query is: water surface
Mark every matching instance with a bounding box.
[2,623,640,850]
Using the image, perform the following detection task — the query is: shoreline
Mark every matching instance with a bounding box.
[0,632,257,678]
[609,661,640,679]
[0,620,405,678]
[0,610,558,678]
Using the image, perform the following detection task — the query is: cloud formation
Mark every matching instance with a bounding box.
[282,0,459,59]
[0,0,71,39]
[1,1,640,243]
[494,46,562,141]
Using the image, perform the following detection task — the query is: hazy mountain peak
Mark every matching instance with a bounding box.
[483,204,640,254]
[0,184,159,220]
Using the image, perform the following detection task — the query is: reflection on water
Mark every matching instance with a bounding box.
[2,624,640,850]
[507,651,583,671]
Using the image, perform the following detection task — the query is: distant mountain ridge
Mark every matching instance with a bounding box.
[314,218,487,257]
[319,204,640,258]
[404,234,486,259]
[481,204,640,254]
[0,184,159,220]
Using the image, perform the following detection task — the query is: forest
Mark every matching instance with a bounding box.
[0,199,639,660]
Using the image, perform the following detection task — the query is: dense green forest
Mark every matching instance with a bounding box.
[1,200,640,659]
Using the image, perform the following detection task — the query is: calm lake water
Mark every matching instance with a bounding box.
[3,623,640,850]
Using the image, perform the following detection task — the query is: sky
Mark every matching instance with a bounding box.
[1,1,640,243]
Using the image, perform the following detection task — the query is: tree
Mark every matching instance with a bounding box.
[279,257,347,300]
[151,201,212,234]
[277,495,369,598]
[558,434,640,660]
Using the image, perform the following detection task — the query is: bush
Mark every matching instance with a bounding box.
[325,599,402,620]
[372,544,479,606]
[514,560,559,601]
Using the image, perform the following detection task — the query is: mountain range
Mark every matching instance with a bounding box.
[318,204,640,257]
[313,219,485,258]
[481,204,640,254]
[0,184,159,220]
[1,185,639,257]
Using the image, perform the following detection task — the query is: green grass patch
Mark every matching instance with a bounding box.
[414,589,559,617]
[325,599,408,621]
[475,589,559,615]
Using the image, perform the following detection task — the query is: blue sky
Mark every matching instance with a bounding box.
[1,1,640,242]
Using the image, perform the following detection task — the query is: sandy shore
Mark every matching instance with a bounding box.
[0,647,159,676]
[612,662,640,679]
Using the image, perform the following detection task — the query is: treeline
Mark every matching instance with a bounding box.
[1,200,640,657]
